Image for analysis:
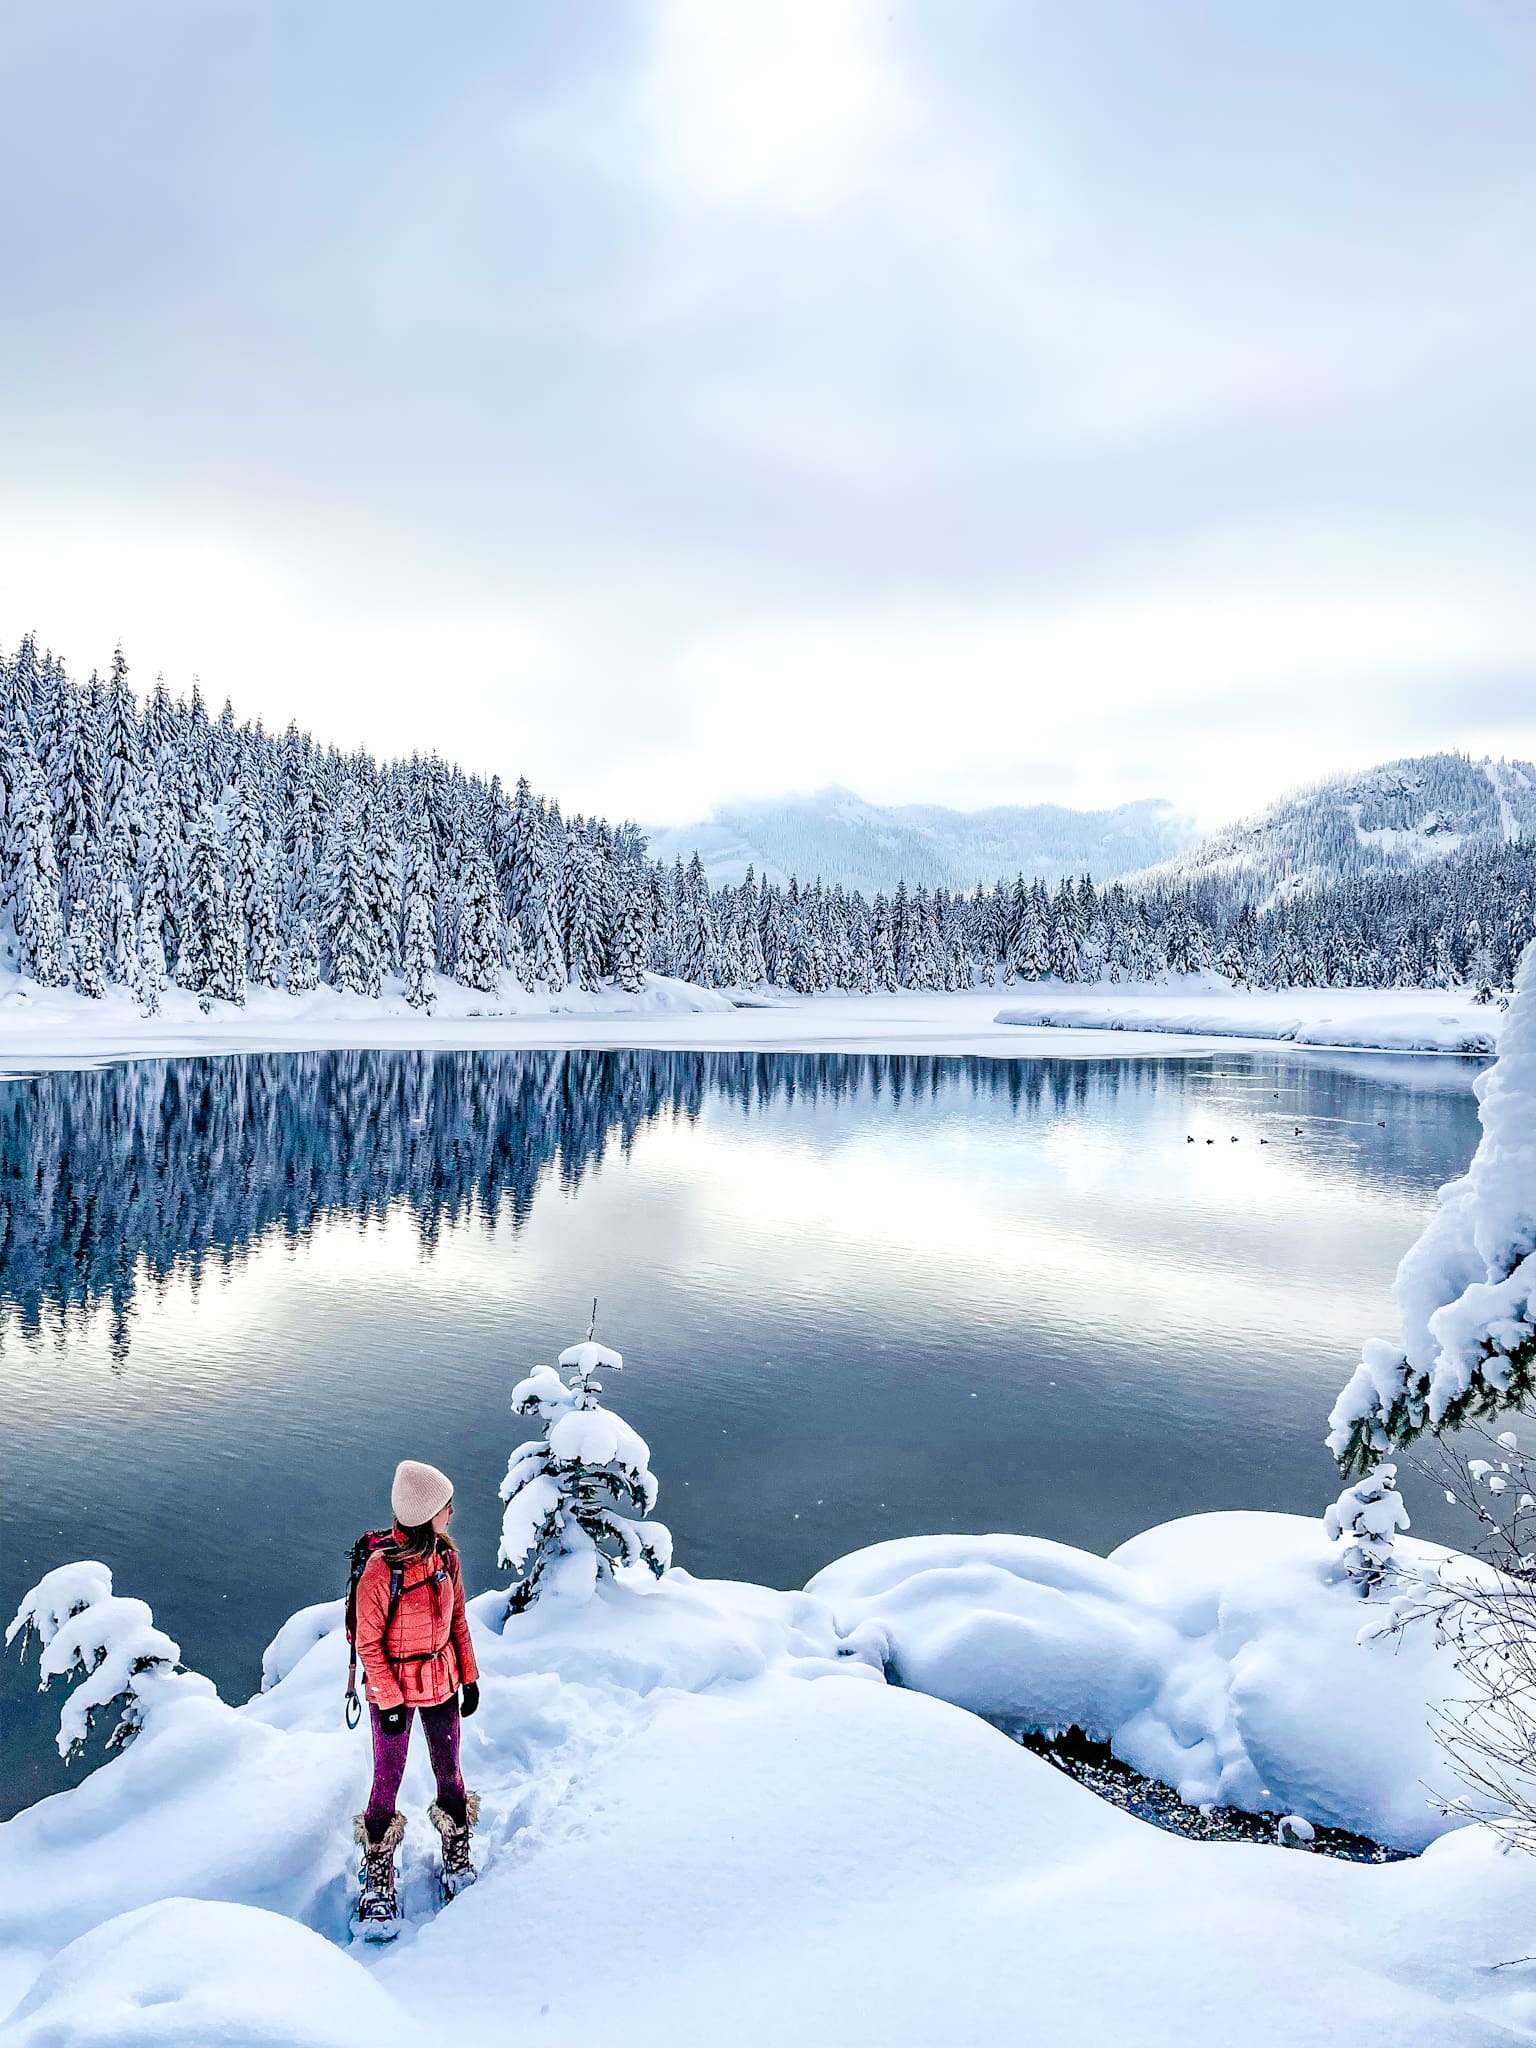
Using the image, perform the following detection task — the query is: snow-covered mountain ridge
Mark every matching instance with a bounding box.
[647,786,1197,895]
[1125,753,1536,902]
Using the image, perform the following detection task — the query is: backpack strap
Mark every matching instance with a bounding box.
[343,1549,406,1729]
[381,1565,406,1687]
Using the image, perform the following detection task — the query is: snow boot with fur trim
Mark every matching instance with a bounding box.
[352,1810,406,1941]
[429,1790,480,1899]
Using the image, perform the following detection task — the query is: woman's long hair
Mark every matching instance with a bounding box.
[386,1519,458,1570]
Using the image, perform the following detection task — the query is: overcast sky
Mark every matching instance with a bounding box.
[3,1,1534,829]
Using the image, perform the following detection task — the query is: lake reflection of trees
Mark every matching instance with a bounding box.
[0,1047,1470,1361]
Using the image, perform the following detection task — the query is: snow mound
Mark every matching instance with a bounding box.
[2,1898,403,2046]
[0,967,736,1065]
[809,1512,1486,1848]
[1331,939,1536,1467]
[259,1601,345,1694]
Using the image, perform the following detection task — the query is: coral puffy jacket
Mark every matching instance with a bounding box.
[355,1537,479,1712]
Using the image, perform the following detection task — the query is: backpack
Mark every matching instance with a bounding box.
[343,1529,405,1728]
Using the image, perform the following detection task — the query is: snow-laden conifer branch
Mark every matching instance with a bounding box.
[1330,939,1536,1473]
[6,1560,205,1760]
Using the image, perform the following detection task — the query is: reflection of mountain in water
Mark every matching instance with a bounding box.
[0,1048,1475,1360]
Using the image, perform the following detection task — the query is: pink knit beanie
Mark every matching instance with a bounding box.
[391,1459,454,1527]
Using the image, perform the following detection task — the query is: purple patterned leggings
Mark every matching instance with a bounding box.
[365,1698,467,1841]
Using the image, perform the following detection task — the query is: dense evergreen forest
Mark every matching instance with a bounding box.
[2,635,1531,1012]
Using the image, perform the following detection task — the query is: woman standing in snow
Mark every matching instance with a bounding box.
[353,1459,481,1937]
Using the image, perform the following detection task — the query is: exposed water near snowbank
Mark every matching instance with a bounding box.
[2,1044,1482,1818]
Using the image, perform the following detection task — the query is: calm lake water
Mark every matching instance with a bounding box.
[2,1044,1484,1816]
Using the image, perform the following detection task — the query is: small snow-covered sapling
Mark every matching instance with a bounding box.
[498,1328,672,1615]
[1325,1464,1411,1595]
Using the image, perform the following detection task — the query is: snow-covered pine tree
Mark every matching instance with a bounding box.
[888,879,911,985]
[177,806,244,1008]
[1016,891,1049,981]
[505,775,545,945]
[1050,887,1082,981]
[735,867,767,988]
[400,811,437,1011]
[247,851,284,988]
[287,915,320,994]
[367,802,400,977]
[131,878,168,1017]
[498,1333,672,1612]
[183,678,213,805]
[50,679,98,896]
[230,777,268,955]
[869,892,898,991]
[642,861,672,977]
[8,740,69,986]
[673,850,716,987]
[485,773,516,926]
[69,883,106,998]
[321,790,382,997]
[612,864,650,994]
[753,879,781,985]
[1466,918,1497,1005]
[527,876,566,992]
[142,674,176,765]
[2,631,41,741]
[283,767,324,935]
[454,847,503,994]
[213,887,246,1006]
[100,647,142,858]
[909,888,943,990]
[100,822,137,983]
[562,833,609,994]
[501,903,529,988]
[137,763,181,972]
[1216,931,1247,986]
[825,885,853,989]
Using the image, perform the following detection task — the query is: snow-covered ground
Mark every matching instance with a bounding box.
[0,969,1505,1070]
[996,985,1503,1055]
[6,1514,1536,2046]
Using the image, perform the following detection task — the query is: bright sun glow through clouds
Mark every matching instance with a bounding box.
[3,1,1534,822]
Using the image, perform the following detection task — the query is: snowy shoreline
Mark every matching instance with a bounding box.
[5,1511,1534,2045]
[0,974,1503,1072]
[997,985,1503,1056]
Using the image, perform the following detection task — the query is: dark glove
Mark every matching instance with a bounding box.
[380,1705,407,1735]
[460,1681,480,1719]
